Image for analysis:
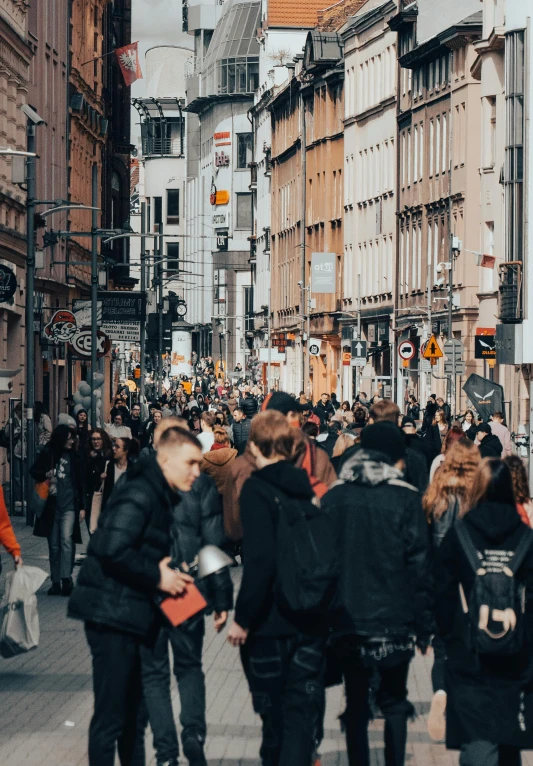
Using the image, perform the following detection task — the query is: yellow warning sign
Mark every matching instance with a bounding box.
[423,335,443,359]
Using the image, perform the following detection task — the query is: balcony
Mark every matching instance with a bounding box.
[498,261,523,323]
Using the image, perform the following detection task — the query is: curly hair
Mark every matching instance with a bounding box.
[504,455,531,505]
[423,440,481,521]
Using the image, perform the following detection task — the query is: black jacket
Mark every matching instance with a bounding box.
[30,447,84,543]
[322,449,434,641]
[240,394,258,419]
[129,417,144,441]
[338,440,428,494]
[171,472,233,615]
[435,502,533,749]
[232,417,252,456]
[313,400,335,426]
[478,433,503,458]
[68,456,176,639]
[235,461,320,637]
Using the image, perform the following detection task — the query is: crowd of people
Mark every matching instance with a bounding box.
[1,378,532,766]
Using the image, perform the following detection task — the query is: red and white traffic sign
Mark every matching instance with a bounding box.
[398,340,415,361]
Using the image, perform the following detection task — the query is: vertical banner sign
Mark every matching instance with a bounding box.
[171,330,193,375]
[311,252,336,293]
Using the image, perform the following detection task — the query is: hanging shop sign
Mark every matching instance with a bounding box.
[215,151,230,167]
[68,329,111,359]
[213,212,229,228]
[214,131,231,146]
[98,291,146,342]
[44,310,78,344]
[463,374,504,421]
[214,190,230,206]
[309,338,322,356]
[311,252,336,294]
[0,264,17,303]
[216,231,229,251]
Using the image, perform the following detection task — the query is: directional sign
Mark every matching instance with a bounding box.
[444,361,466,375]
[351,340,367,367]
[398,340,415,361]
[444,339,464,359]
[423,334,443,359]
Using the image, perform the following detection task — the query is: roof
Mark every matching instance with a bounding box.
[267,0,329,28]
[303,30,343,70]
[316,0,369,31]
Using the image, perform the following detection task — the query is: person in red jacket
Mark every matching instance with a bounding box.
[0,485,22,567]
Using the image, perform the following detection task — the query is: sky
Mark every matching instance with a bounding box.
[130,0,192,142]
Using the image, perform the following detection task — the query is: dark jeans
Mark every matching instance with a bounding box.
[140,618,206,761]
[459,741,521,766]
[241,633,326,766]
[334,639,414,766]
[431,634,446,693]
[47,506,75,582]
[85,622,147,766]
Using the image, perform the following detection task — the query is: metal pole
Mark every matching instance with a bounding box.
[157,223,164,396]
[25,123,36,523]
[91,164,98,428]
[448,257,454,416]
[140,203,146,406]
[306,282,311,398]
[267,287,271,392]
[356,273,361,401]
[300,90,307,392]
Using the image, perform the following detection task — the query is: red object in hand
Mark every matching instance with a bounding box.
[159,583,208,627]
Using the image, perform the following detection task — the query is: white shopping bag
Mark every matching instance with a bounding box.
[0,565,48,658]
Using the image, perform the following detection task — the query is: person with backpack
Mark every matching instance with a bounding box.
[321,421,434,766]
[435,457,533,766]
[227,410,331,766]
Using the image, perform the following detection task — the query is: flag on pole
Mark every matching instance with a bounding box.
[480,254,496,269]
[115,42,143,86]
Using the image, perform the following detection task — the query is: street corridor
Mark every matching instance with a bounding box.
[0,519,530,766]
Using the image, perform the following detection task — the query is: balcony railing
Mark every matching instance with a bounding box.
[143,137,184,157]
[498,261,523,323]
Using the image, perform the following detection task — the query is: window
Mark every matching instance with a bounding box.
[166,242,179,273]
[429,120,434,176]
[435,116,441,175]
[166,189,180,224]
[146,197,151,231]
[237,133,253,169]
[414,126,418,181]
[442,112,447,174]
[419,123,424,180]
[485,96,497,167]
[506,30,525,261]
[236,192,252,230]
[153,196,162,230]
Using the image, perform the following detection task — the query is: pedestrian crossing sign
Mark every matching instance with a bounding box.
[422,335,443,360]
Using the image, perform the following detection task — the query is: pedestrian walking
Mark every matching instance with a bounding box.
[476,422,503,458]
[461,409,478,441]
[129,403,145,442]
[85,428,113,532]
[435,458,533,766]
[313,393,335,427]
[429,425,467,481]
[6,401,25,506]
[504,455,533,526]
[31,424,85,596]
[0,484,22,572]
[322,421,434,766]
[105,413,132,440]
[100,437,137,514]
[232,408,251,455]
[75,408,91,451]
[197,411,216,454]
[490,412,513,457]
[34,401,52,452]
[68,426,201,766]
[140,419,233,766]
[422,439,481,741]
[201,427,237,493]
[228,410,327,766]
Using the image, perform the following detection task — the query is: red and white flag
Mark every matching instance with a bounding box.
[115,42,143,86]
[480,254,496,269]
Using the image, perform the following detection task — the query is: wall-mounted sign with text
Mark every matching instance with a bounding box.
[214,131,231,146]
[213,212,229,228]
[311,252,336,294]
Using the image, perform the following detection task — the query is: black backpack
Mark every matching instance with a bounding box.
[456,519,533,656]
[272,491,338,615]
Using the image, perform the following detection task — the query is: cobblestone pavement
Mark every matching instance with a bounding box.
[1,518,532,765]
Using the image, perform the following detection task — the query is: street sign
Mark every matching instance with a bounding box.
[351,340,367,367]
[99,291,146,343]
[444,361,466,375]
[342,351,351,367]
[443,339,464,359]
[422,335,443,359]
[398,340,415,361]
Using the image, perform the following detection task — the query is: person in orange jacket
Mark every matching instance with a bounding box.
[0,485,22,568]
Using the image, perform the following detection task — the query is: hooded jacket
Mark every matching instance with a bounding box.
[68,456,175,638]
[435,502,533,749]
[478,432,503,459]
[321,450,434,641]
[201,447,238,493]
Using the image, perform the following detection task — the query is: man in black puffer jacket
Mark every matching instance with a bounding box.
[232,408,252,455]
[68,427,202,766]
[322,422,434,766]
[140,471,233,766]
[240,389,258,419]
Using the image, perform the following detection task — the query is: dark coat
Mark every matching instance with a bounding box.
[68,456,176,639]
[322,449,434,641]
[407,403,420,420]
[30,447,84,544]
[338,440,428,494]
[240,394,258,419]
[435,502,533,749]
[172,472,233,615]
[478,433,503,459]
[313,400,335,426]
[233,417,252,455]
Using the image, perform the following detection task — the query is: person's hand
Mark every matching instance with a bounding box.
[227,621,248,647]
[13,555,22,568]
[157,557,194,596]
[214,611,228,633]
[100,473,107,480]
[79,510,86,521]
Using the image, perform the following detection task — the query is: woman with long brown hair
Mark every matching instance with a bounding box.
[504,454,533,527]
[429,425,468,481]
[435,458,533,765]
[424,439,480,742]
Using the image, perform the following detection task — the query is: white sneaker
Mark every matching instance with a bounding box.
[427,690,447,741]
